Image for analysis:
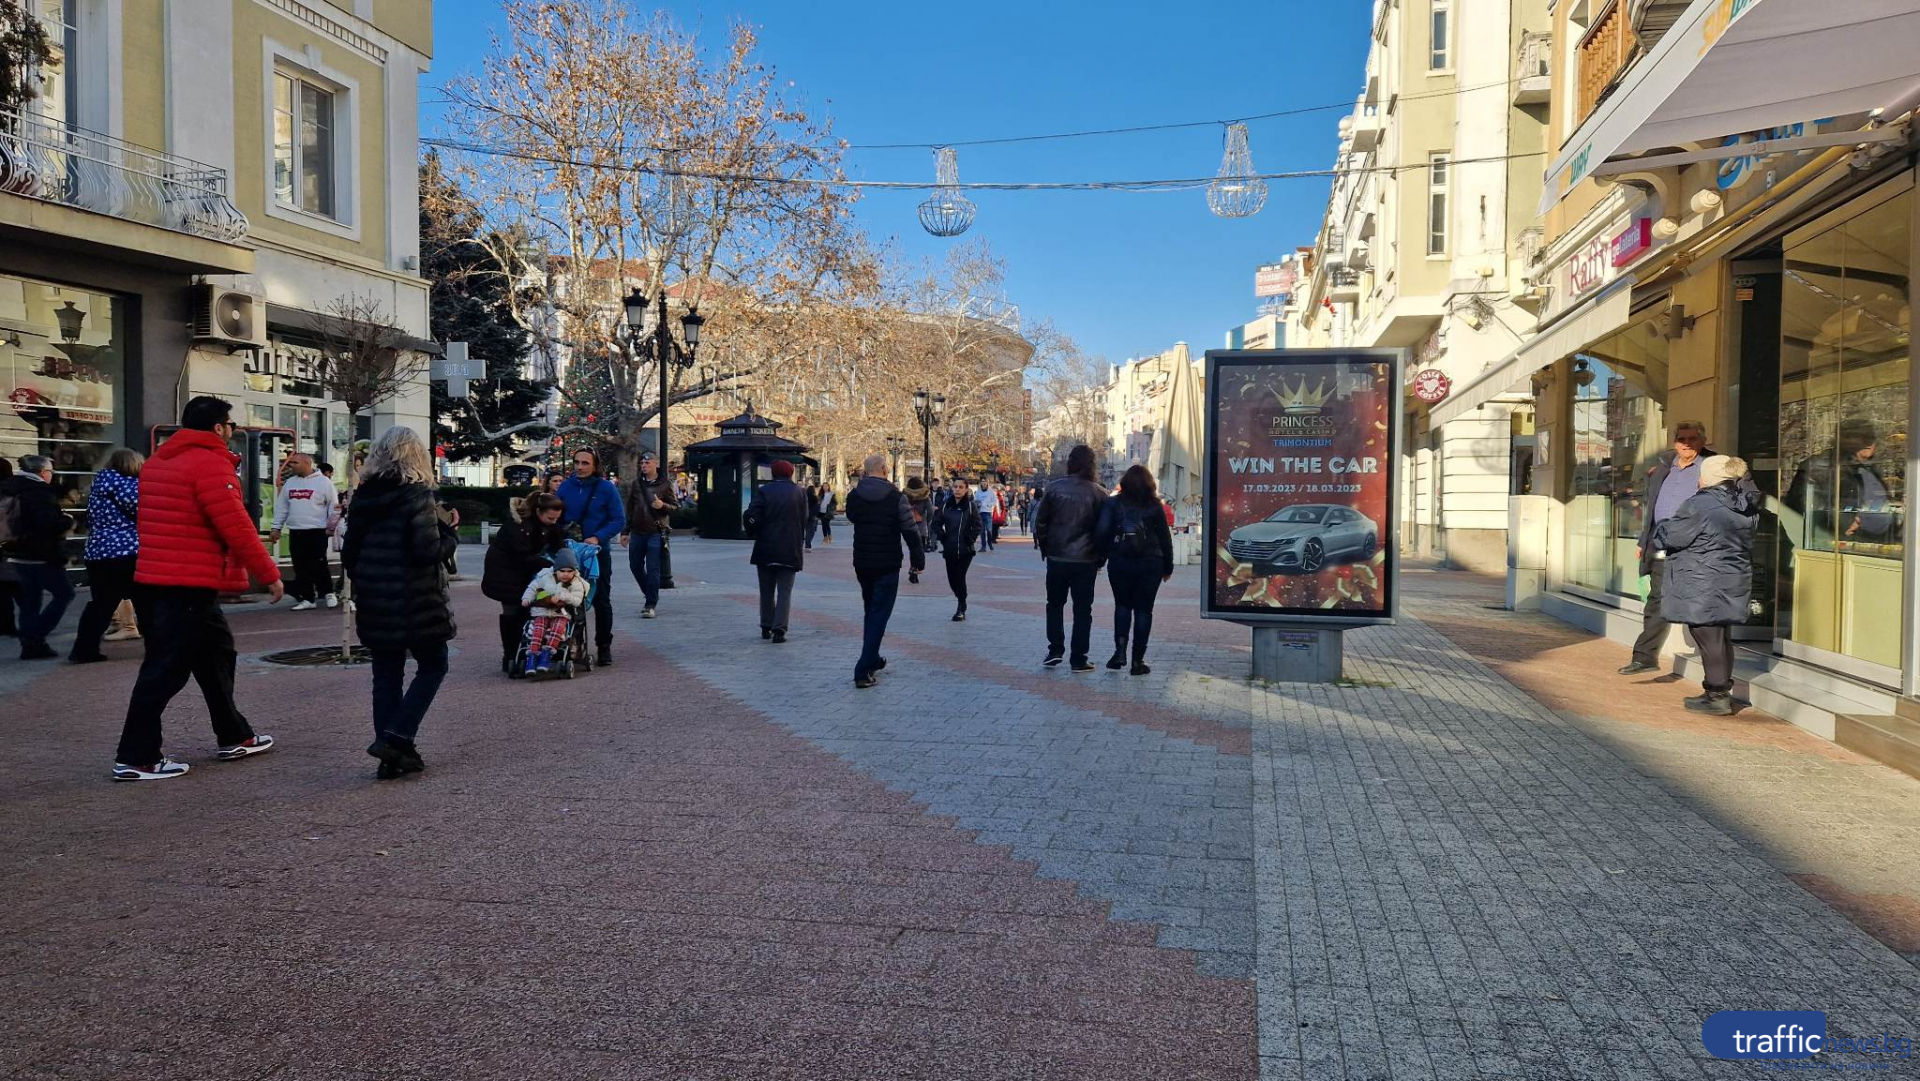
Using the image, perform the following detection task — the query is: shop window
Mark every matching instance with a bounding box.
[1777,187,1910,675]
[0,272,127,550]
[1564,338,1668,598]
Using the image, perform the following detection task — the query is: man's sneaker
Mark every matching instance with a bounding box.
[323,594,340,609]
[290,600,316,612]
[854,674,877,689]
[597,648,614,667]
[1617,660,1658,675]
[214,735,275,761]
[1106,651,1127,670]
[20,640,56,660]
[1070,659,1097,673]
[641,607,658,619]
[1683,691,1736,715]
[1130,663,1152,676]
[102,626,141,642]
[1043,653,1065,668]
[112,757,190,782]
[771,631,786,644]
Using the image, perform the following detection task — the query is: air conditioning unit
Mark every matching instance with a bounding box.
[189,284,266,350]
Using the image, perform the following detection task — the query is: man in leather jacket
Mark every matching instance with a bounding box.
[1033,445,1107,671]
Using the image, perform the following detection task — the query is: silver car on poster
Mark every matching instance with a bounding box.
[1225,503,1379,574]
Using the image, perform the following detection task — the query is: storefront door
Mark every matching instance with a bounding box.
[1775,183,1912,684]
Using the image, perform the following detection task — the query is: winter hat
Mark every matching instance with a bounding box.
[550,547,579,571]
[771,459,795,479]
[1699,455,1749,489]
[904,475,927,494]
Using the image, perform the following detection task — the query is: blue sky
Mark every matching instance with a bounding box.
[424,1,1374,368]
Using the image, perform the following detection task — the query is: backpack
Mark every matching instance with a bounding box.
[1110,501,1156,561]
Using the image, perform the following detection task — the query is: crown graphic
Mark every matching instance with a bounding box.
[1276,376,1332,414]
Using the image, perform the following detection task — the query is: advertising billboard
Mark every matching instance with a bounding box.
[1254,263,1297,298]
[1203,349,1401,624]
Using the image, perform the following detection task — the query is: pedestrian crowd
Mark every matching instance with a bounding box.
[1,399,1776,786]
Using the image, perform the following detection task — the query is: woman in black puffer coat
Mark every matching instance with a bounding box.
[1652,454,1758,717]
[341,426,460,778]
[483,492,568,670]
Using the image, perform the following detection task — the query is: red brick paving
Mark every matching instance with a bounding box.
[0,580,1255,1080]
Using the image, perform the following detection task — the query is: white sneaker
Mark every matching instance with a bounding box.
[215,734,275,761]
[102,625,141,642]
[112,757,190,782]
[323,594,339,609]
[290,600,315,612]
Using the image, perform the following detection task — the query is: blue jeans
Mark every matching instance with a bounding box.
[854,567,900,679]
[13,561,74,645]
[628,533,663,608]
[978,512,994,550]
[370,642,449,742]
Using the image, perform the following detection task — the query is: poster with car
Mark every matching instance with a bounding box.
[1203,349,1402,624]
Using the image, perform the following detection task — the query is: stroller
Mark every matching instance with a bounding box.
[509,538,601,680]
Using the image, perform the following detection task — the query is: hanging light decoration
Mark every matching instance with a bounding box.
[917,146,976,237]
[650,149,695,242]
[1207,122,1267,219]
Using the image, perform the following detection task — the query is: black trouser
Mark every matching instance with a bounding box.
[371,643,449,743]
[818,514,833,541]
[1108,557,1164,662]
[1631,567,1671,666]
[1045,560,1098,663]
[287,529,332,602]
[590,552,614,650]
[72,555,137,658]
[944,553,973,608]
[1691,624,1735,693]
[117,587,254,765]
[758,566,795,634]
[0,578,16,634]
[854,567,900,679]
[498,599,525,661]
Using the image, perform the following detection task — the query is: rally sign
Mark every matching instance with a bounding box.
[1202,349,1402,624]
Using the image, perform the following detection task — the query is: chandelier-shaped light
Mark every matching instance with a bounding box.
[1207,122,1268,219]
[650,150,695,242]
[917,146,976,237]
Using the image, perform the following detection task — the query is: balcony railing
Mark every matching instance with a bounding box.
[0,109,247,243]
[1577,0,1635,121]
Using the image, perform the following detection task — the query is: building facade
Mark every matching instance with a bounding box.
[1434,0,1920,771]
[1289,0,1552,573]
[1098,343,1204,520]
[1,0,432,530]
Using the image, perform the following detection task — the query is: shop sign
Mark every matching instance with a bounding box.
[1563,228,1617,301]
[1611,218,1652,267]
[1410,368,1452,403]
[1203,348,1400,625]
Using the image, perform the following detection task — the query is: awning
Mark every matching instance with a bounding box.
[1428,277,1636,428]
[1542,0,1920,213]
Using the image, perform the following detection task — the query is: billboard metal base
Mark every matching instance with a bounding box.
[1250,625,1344,683]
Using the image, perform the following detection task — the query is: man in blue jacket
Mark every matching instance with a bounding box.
[556,446,626,666]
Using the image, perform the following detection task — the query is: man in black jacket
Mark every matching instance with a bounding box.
[743,459,808,643]
[843,452,924,688]
[1033,445,1107,672]
[4,455,73,660]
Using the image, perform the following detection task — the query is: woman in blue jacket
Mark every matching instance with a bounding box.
[69,447,143,663]
[1652,455,1757,716]
[555,447,626,666]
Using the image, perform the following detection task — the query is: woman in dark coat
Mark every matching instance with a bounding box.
[931,477,982,621]
[341,426,461,778]
[483,492,568,670]
[1096,465,1176,675]
[1651,455,1757,715]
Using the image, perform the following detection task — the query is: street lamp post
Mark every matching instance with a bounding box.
[885,435,906,484]
[624,288,704,589]
[912,388,945,485]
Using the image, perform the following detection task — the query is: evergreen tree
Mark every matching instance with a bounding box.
[421,153,549,462]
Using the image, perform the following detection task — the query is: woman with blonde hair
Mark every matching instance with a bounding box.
[340,426,460,778]
[69,447,145,663]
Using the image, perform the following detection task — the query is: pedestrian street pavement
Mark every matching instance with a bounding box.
[0,534,1916,1079]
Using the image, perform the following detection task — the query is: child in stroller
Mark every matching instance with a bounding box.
[518,547,590,677]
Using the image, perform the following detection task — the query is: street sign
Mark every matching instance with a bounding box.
[430,341,483,397]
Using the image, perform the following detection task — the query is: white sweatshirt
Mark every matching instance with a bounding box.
[274,473,339,531]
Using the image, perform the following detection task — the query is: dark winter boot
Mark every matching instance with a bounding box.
[1106,639,1128,670]
[1683,690,1735,715]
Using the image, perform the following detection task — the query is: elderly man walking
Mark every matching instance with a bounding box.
[3,454,73,660]
[743,459,809,643]
[1621,420,1750,675]
[844,452,924,688]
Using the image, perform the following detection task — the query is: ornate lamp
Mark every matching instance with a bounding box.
[1207,123,1268,219]
[917,147,976,237]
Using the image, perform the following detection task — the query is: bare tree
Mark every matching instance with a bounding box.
[442,0,871,479]
[311,294,428,661]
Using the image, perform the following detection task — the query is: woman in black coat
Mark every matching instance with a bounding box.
[1096,465,1176,675]
[1651,454,1757,716]
[931,477,982,621]
[341,427,461,778]
[483,492,568,670]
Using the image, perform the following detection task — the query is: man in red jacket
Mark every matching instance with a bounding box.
[113,396,285,782]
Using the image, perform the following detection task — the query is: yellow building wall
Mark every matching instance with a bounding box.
[372,0,433,58]
[230,0,390,264]
[1394,28,1455,303]
[122,0,167,153]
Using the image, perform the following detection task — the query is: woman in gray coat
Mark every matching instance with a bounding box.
[1651,455,1757,715]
